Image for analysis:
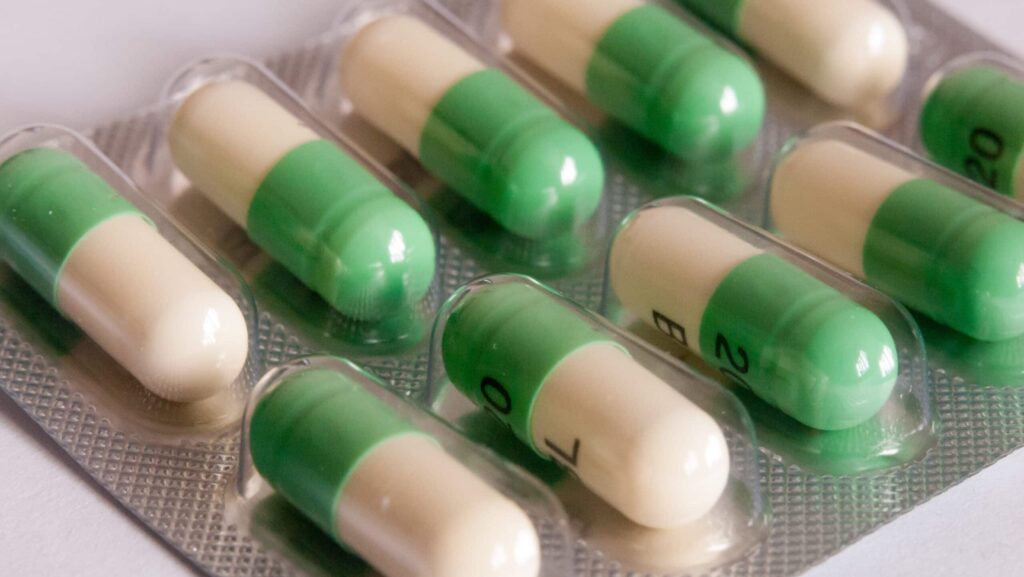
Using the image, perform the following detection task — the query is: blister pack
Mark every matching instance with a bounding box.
[1,1,1022,576]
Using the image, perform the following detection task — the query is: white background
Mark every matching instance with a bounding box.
[0,1,1021,576]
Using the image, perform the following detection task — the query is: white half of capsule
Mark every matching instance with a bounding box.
[738,0,908,107]
[337,434,541,577]
[501,0,640,93]
[169,80,320,228]
[340,14,484,155]
[57,214,249,402]
[609,206,760,357]
[530,342,730,529]
[769,139,914,276]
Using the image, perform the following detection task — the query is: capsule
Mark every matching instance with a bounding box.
[771,137,1024,341]
[501,0,765,159]
[676,0,908,108]
[249,365,540,577]
[339,14,604,239]
[0,148,248,401]
[441,281,730,529]
[610,204,898,430]
[169,80,435,320]
[921,61,1024,198]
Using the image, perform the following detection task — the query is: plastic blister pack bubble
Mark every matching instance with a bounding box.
[153,56,443,356]
[428,274,768,575]
[770,122,1024,388]
[235,355,573,577]
[917,52,1024,199]
[0,1,1023,577]
[0,125,261,434]
[603,196,935,475]
[322,0,614,281]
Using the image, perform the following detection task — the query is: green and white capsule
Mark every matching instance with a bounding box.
[169,80,435,321]
[339,14,604,240]
[442,281,730,529]
[676,0,908,108]
[771,136,1024,341]
[0,148,248,401]
[249,364,540,577]
[921,58,1024,198]
[501,0,765,159]
[609,203,898,431]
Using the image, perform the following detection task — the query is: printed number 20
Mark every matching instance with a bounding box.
[964,127,1004,189]
[714,333,750,389]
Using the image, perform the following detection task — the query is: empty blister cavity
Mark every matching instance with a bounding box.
[605,196,933,474]
[920,53,1024,200]
[320,0,608,276]
[235,355,571,577]
[428,274,767,573]
[154,57,440,353]
[675,0,908,114]
[0,125,259,432]
[771,123,1024,343]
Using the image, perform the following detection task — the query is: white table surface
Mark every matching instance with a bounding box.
[0,1,1021,575]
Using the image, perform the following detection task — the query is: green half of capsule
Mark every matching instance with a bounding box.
[441,282,618,449]
[0,148,145,309]
[700,252,899,431]
[587,4,764,159]
[420,69,605,240]
[249,139,436,320]
[863,178,1024,341]
[920,64,1024,198]
[249,367,426,542]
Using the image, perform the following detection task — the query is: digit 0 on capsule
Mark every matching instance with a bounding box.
[339,14,604,240]
[501,0,765,159]
[440,278,730,529]
[248,359,541,577]
[675,0,908,109]
[920,55,1024,199]
[0,145,248,402]
[770,125,1024,341]
[609,200,898,431]
[169,79,435,321]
